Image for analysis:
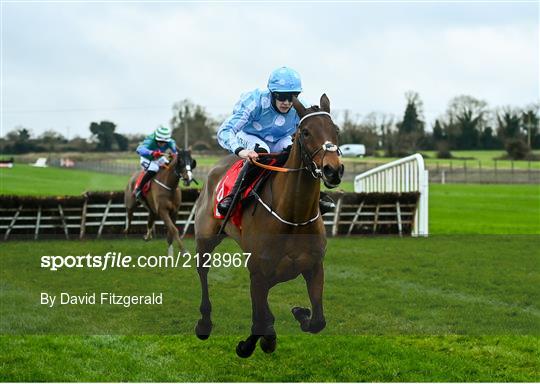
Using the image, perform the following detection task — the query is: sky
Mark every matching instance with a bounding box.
[1,0,539,139]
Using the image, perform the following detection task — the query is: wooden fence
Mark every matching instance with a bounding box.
[0,190,420,240]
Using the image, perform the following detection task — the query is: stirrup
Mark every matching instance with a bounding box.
[135,189,144,201]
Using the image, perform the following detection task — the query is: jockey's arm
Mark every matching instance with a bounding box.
[217,110,250,155]
[217,91,261,155]
[136,142,153,160]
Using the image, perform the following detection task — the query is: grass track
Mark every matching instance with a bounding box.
[0,164,127,195]
[1,160,539,381]
[1,237,538,381]
[1,335,538,382]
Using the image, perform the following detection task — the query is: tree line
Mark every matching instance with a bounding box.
[340,92,539,160]
[1,94,538,160]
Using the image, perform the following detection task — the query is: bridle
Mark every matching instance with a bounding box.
[154,152,196,191]
[250,111,340,180]
[297,111,340,179]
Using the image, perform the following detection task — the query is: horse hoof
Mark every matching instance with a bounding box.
[260,336,277,354]
[309,319,326,334]
[236,341,256,358]
[292,307,311,321]
[195,320,212,340]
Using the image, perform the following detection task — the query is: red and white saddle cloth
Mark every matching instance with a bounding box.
[213,158,279,228]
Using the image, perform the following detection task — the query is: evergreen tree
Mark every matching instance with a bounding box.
[395,91,425,154]
[522,106,539,149]
[432,120,445,142]
[89,121,126,151]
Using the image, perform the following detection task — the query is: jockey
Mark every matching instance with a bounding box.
[134,125,177,201]
[216,66,335,216]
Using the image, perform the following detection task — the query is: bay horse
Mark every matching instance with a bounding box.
[124,149,196,256]
[194,94,343,357]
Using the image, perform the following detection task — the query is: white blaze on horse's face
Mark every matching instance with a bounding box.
[186,164,193,183]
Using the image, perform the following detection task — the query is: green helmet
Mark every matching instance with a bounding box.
[155,125,172,142]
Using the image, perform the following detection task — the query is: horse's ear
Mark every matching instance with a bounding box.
[292,96,307,118]
[320,94,330,113]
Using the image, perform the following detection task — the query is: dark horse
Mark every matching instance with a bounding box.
[194,95,343,357]
[124,149,196,256]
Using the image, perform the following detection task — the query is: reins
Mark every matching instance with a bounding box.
[249,111,337,176]
[249,157,304,173]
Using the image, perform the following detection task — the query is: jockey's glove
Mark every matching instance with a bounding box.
[151,150,164,159]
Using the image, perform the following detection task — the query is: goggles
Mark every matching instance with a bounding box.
[273,92,300,102]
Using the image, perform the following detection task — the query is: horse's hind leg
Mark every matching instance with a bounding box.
[161,209,182,256]
[123,189,137,234]
[144,213,156,241]
[237,274,276,358]
[124,208,134,234]
[194,235,222,340]
[292,261,326,334]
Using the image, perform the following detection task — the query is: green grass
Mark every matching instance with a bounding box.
[1,237,539,381]
[330,182,540,235]
[429,184,540,234]
[0,164,127,195]
[1,335,537,381]
[344,150,540,170]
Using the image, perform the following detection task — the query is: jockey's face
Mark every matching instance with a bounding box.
[275,99,293,114]
[272,92,299,114]
[156,140,167,147]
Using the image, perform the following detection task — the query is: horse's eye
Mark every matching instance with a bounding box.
[302,129,309,138]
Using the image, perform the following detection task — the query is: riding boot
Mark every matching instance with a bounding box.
[134,170,157,201]
[319,192,336,215]
[217,161,258,216]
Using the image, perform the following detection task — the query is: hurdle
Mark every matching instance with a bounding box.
[354,153,429,236]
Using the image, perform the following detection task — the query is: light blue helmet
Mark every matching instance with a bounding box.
[267,66,302,93]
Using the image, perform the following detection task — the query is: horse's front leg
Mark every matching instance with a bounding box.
[292,261,326,334]
[237,274,276,358]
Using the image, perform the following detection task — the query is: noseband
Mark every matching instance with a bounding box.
[297,111,340,179]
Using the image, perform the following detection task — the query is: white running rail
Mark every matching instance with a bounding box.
[354,153,429,236]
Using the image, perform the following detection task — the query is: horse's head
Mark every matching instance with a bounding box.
[292,94,344,188]
[173,149,197,187]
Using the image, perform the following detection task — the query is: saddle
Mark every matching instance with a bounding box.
[213,152,288,228]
